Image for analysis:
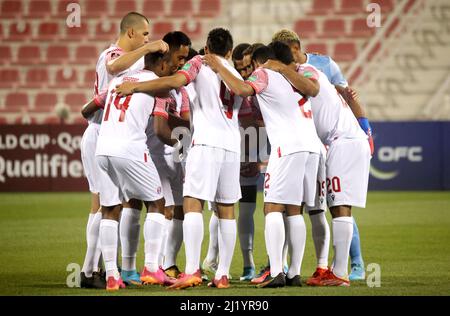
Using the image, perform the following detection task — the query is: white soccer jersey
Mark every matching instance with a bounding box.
[91,44,145,124]
[245,67,321,156]
[146,87,190,156]
[178,55,245,153]
[96,70,157,162]
[298,64,367,145]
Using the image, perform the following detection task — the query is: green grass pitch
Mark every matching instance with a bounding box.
[0,191,449,296]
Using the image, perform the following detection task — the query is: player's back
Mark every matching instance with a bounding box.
[247,67,320,156]
[96,70,157,162]
[179,55,243,153]
[91,44,145,124]
[301,64,366,145]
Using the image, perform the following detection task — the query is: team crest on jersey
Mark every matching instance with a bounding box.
[157,187,162,194]
[330,194,335,201]
[181,63,191,71]
[302,70,314,78]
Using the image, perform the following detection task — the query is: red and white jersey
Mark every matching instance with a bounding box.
[96,70,157,162]
[91,44,145,124]
[146,87,190,156]
[299,63,367,145]
[245,67,321,156]
[178,55,246,154]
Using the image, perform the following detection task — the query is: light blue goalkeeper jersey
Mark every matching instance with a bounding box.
[306,53,348,87]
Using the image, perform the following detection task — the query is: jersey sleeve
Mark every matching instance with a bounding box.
[297,65,320,81]
[153,96,174,120]
[105,48,124,64]
[178,87,190,115]
[245,68,268,94]
[177,55,202,84]
[328,57,348,87]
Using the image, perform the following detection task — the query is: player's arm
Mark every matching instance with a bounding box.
[168,112,190,130]
[203,54,255,97]
[115,73,188,97]
[81,91,106,119]
[153,115,179,147]
[106,40,169,75]
[263,60,319,97]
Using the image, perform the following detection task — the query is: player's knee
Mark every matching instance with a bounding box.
[330,205,352,218]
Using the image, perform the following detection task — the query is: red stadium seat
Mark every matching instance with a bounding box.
[293,19,318,39]
[7,22,32,41]
[5,93,29,107]
[46,45,70,64]
[196,0,221,17]
[0,46,13,64]
[143,0,165,18]
[113,0,137,18]
[333,42,357,62]
[53,68,79,88]
[338,0,364,14]
[43,116,62,124]
[65,23,89,40]
[15,116,38,124]
[94,21,117,41]
[305,43,328,56]
[152,22,173,39]
[310,0,335,15]
[322,19,346,38]
[37,22,60,41]
[0,117,8,124]
[75,45,99,65]
[170,0,193,17]
[17,45,42,65]
[0,69,19,89]
[181,21,203,40]
[27,0,52,18]
[378,0,394,13]
[81,70,97,89]
[85,0,109,17]
[0,23,3,41]
[25,68,50,88]
[65,93,88,110]
[1,1,23,18]
[350,18,376,38]
[34,92,58,109]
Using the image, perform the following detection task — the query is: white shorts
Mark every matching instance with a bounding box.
[80,124,116,194]
[264,151,310,206]
[305,148,327,212]
[152,154,184,207]
[303,152,320,208]
[96,155,164,207]
[326,138,371,208]
[183,145,241,204]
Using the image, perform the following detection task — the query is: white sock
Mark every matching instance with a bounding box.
[99,219,119,279]
[163,218,183,270]
[144,213,166,272]
[81,213,98,277]
[183,212,203,275]
[332,216,354,278]
[205,212,219,263]
[91,212,103,273]
[282,212,289,269]
[286,215,306,278]
[309,211,330,269]
[265,212,285,277]
[119,208,141,271]
[158,218,171,267]
[215,219,237,279]
[238,202,255,269]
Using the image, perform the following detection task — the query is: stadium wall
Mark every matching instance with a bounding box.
[0,122,449,192]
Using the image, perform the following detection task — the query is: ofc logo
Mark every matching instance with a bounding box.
[378,146,423,162]
[370,146,423,180]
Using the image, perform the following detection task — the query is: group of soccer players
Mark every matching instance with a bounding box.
[78,11,374,291]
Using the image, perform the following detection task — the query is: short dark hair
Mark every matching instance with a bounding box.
[144,51,167,68]
[162,31,192,52]
[206,28,233,57]
[251,46,275,65]
[243,43,265,59]
[187,47,199,60]
[198,47,205,56]
[232,43,251,61]
[120,12,149,34]
[268,41,295,65]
